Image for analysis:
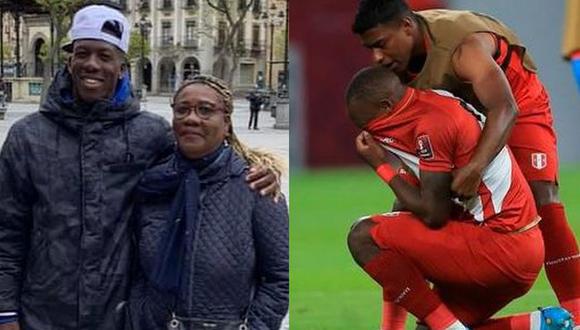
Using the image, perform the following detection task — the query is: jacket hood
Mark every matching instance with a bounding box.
[39,68,140,131]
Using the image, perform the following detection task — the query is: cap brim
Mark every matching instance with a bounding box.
[61,39,126,54]
[62,41,73,53]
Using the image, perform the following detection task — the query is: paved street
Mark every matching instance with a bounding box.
[0,96,289,197]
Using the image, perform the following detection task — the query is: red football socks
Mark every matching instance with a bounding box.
[380,299,407,330]
[538,203,580,320]
[424,304,462,330]
[363,249,458,330]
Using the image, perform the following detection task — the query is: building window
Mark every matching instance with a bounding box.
[141,0,150,10]
[185,20,197,47]
[252,0,261,15]
[161,22,173,46]
[240,63,255,85]
[217,21,226,48]
[237,23,245,51]
[251,23,260,49]
[238,0,247,11]
[161,0,173,9]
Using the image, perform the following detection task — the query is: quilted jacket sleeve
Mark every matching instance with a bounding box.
[154,118,175,164]
[248,194,289,329]
[0,126,34,311]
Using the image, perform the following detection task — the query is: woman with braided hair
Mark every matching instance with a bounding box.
[128,75,289,330]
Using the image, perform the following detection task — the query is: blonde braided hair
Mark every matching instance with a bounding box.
[172,75,285,194]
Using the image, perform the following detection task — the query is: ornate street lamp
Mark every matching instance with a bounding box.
[135,11,151,99]
[282,0,288,96]
[261,2,285,92]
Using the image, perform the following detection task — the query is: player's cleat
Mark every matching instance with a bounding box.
[539,306,575,330]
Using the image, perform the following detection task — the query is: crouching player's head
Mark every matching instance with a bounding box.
[345,64,407,130]
[345,65,421,188]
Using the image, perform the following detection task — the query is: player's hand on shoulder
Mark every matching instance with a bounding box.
[246,165,282,201]
[355,131,402,170]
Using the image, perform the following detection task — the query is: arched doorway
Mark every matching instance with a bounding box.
[182,57,200,81]
[143,59,152,92]
[158,58,176,93]
[33,38,45,77]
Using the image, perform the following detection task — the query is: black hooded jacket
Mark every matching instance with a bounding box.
[0,69,173,330]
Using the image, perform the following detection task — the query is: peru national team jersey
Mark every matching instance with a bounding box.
[365,88,537,232]
[494,35,554,125]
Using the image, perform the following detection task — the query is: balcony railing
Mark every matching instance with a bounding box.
[183,38,198,49]
[251,43,265,56]
[160,36,174,47]
[251,48,266,57]
[235,43,265,57]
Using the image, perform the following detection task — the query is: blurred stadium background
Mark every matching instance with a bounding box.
[289,0,580,329]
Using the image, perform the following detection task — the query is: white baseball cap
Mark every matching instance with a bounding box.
[63,5,130,54]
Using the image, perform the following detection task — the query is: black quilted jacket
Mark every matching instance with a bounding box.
[0,69,173,330]
[129,148,289,330]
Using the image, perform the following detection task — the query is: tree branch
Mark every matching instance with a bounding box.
[205,0,259,83]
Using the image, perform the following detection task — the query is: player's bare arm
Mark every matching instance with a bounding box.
[451,32,518,198]
[355,132,452,229]
[389,170,453,229]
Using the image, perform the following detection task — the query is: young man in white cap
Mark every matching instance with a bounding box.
[0,3,278,329]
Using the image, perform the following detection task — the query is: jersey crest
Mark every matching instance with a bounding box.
[416,135,434,160]
[531,153,547,170]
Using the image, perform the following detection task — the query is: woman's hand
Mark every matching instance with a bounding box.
[355,131,402,170]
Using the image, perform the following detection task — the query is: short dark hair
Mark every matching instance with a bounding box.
[346,65,400,105]
[345,65,403,127]
[352,0,411,35]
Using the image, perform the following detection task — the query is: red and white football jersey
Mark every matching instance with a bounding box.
[365,88,537,232]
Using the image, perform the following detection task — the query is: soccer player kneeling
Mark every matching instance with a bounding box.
[345,65,575,330]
